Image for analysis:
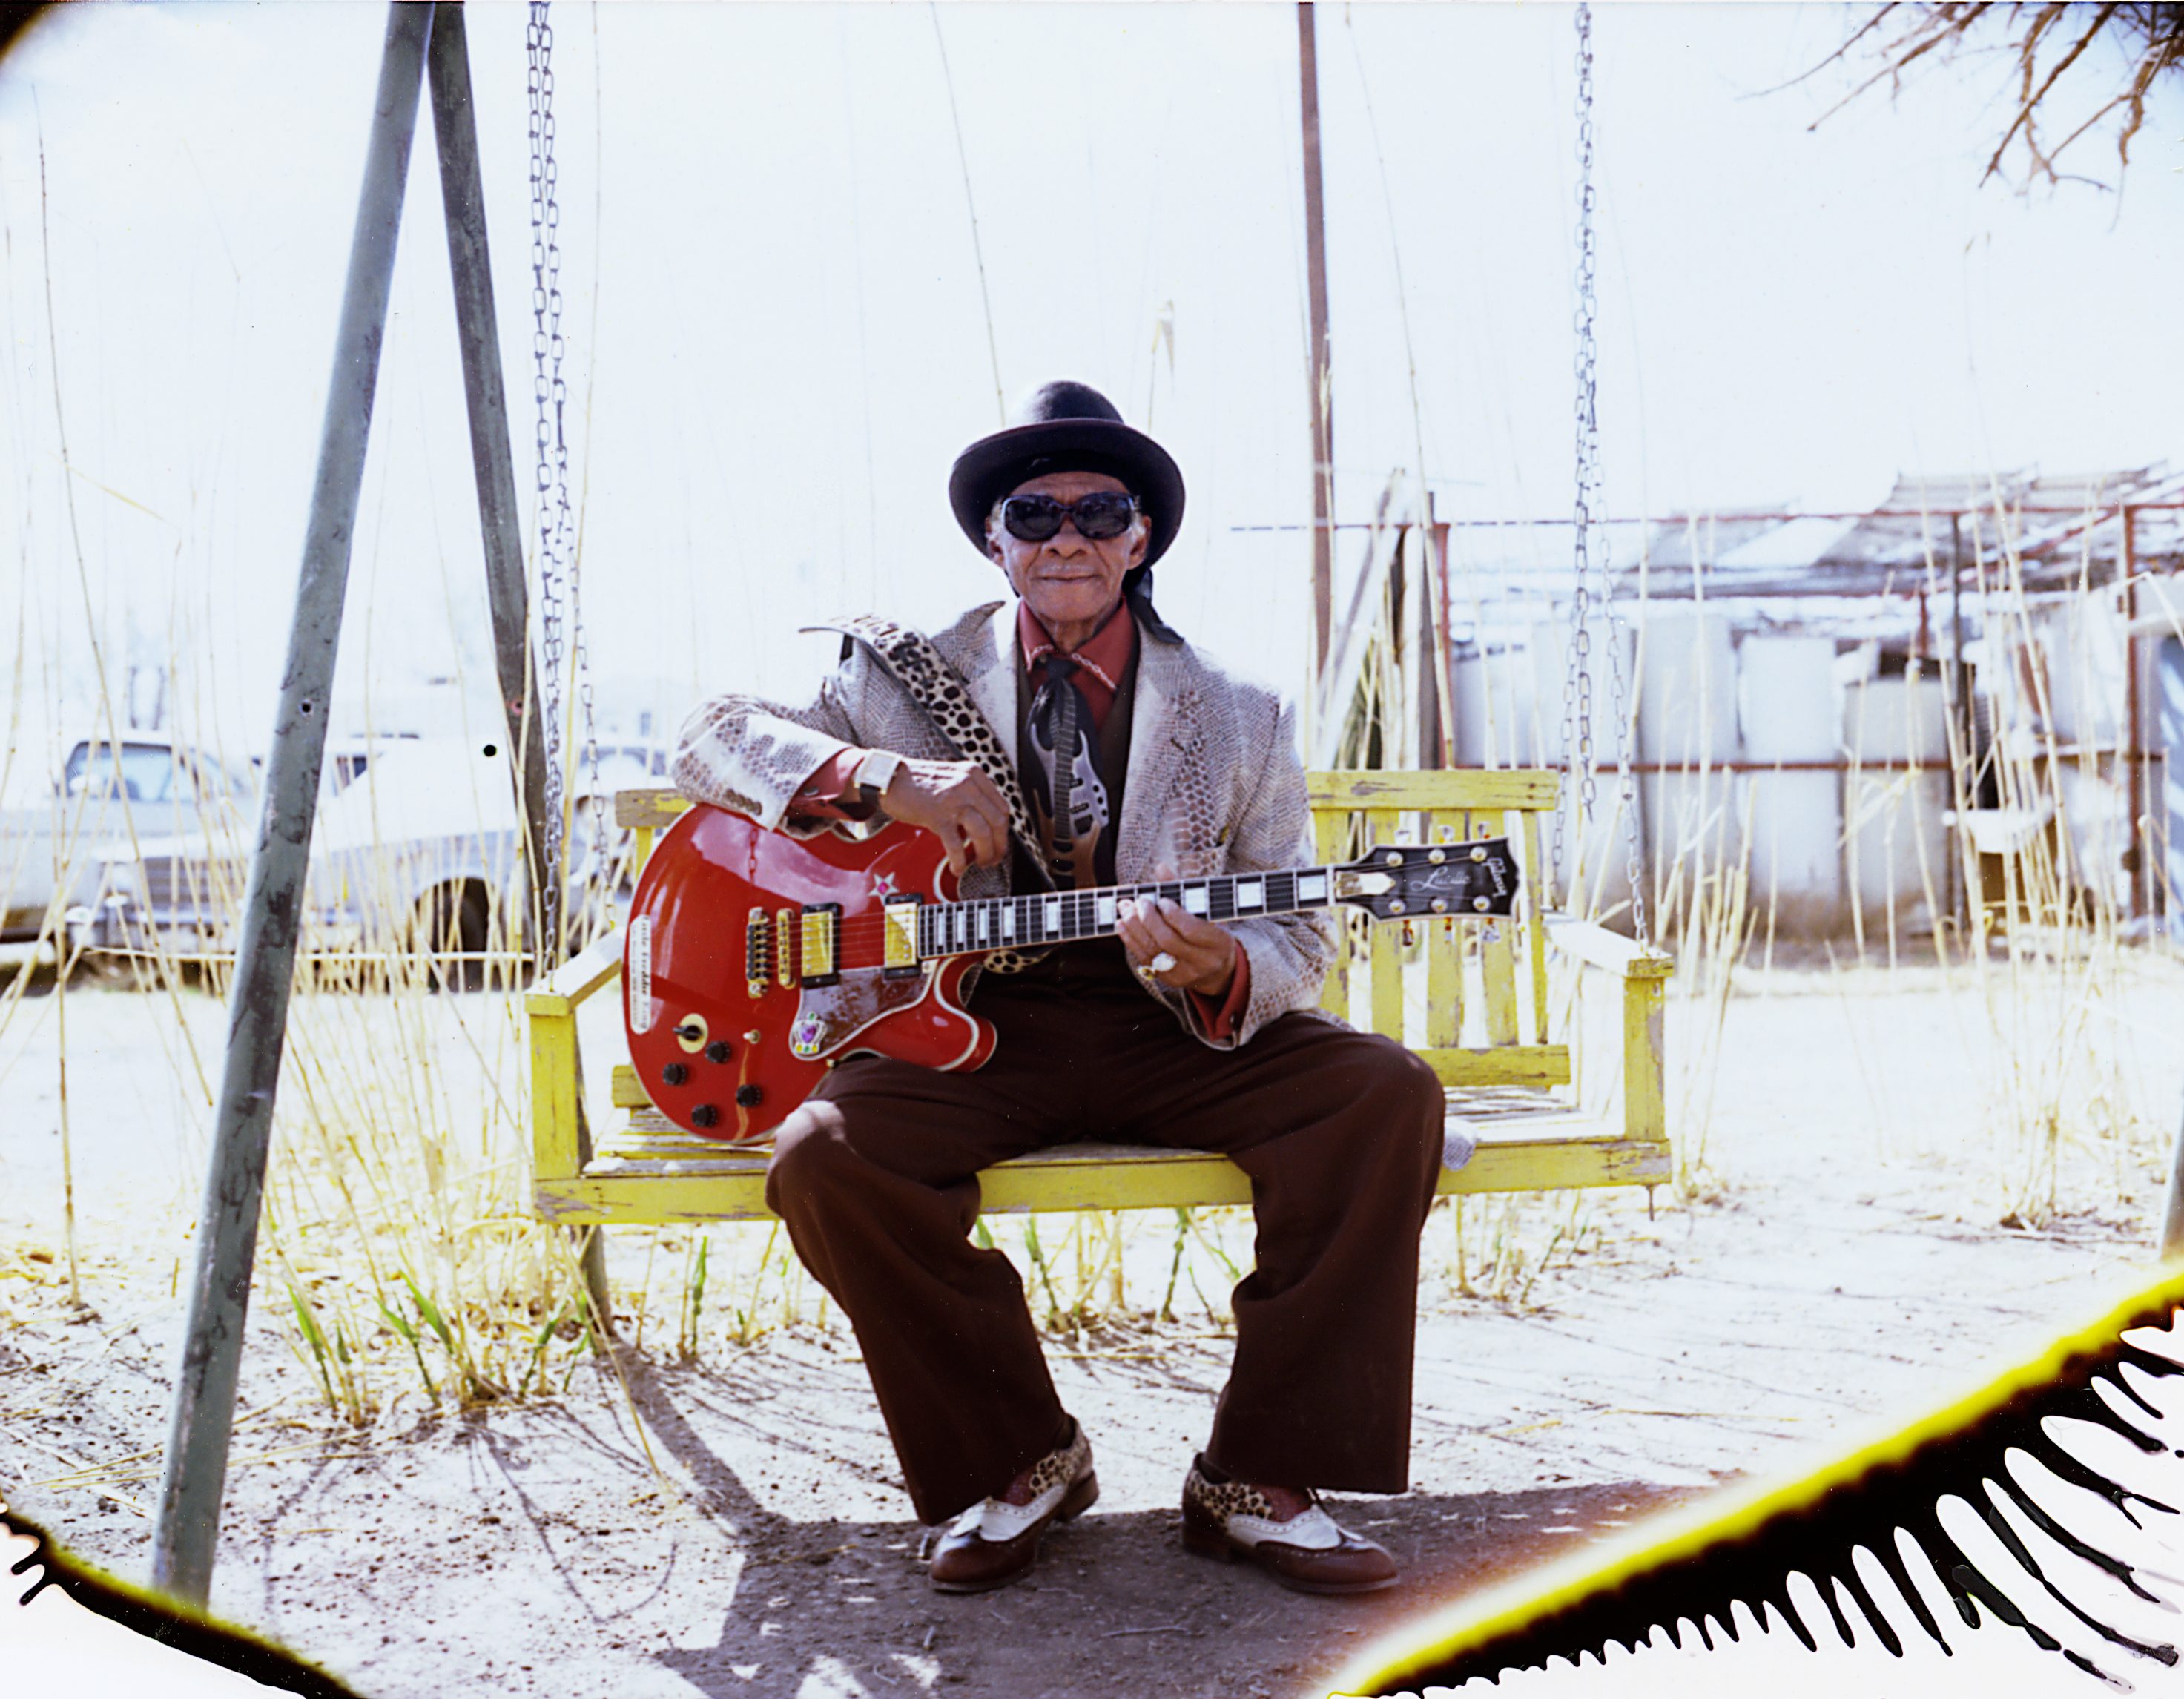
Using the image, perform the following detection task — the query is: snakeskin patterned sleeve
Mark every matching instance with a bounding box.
[670,644,872,837]
[1191,693,1336,1050]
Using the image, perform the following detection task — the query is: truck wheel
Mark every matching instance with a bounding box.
[411,882,491,992]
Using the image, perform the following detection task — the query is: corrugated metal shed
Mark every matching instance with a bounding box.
[1631,466,2184,598]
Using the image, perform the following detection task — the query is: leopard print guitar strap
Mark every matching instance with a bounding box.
[814,616,1060,977]
[817,615,1048,871]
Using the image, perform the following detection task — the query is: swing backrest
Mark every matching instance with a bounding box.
[1307,768,1568,1091]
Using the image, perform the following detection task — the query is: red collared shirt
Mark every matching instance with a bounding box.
[789,600,1252,1037]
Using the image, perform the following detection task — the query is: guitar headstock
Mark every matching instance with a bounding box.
[1335,837,1520,920]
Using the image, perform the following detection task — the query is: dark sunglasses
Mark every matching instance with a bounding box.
[1000,491,1141,543]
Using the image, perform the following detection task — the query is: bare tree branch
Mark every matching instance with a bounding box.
[1812,2,2184,191]
[1987,4,2116,182]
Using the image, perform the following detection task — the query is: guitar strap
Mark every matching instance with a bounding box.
[817,615,1057,975]
[819,615,1048,871]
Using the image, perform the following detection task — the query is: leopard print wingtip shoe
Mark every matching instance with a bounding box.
[926,1419,1098,1594]
[1181,1456,1399,1595]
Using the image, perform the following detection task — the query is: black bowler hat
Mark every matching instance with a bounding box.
[948,380,1187,571]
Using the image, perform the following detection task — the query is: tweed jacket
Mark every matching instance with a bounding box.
[671,600,1335,1050]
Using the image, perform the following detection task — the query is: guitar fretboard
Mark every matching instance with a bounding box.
[914,866,1342,960]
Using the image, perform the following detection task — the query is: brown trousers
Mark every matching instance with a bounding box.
[765,942,1446,1525]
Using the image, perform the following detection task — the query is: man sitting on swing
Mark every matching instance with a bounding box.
[673,381,1445,1596]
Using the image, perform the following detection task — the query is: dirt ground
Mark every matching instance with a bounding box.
[4,949,2183,1698]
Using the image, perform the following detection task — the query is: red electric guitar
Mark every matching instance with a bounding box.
[622,804,1520,1141]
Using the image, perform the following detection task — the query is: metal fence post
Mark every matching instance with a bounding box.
[151,1,432,1605]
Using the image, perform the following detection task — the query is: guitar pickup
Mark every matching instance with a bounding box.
[798,904,841,988]
[882,899,921,977]
[745,908,770,1000]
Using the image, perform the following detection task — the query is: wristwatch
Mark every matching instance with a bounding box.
[852,749,903,812]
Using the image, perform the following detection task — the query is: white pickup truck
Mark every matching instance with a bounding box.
[70,736,538,966]
[14,732,651,970]
[0,736,256,951]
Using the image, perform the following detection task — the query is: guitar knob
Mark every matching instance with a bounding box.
[735,1084,764,1109]
[662,1063,688,1087]
[690,1103,720,1129]
[705,1040,732,1064]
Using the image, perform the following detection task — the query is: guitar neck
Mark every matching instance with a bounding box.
[916,866,1342,961]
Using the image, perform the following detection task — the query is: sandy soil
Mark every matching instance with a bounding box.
[4,951,2183,1698]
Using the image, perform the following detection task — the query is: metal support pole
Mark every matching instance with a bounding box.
[424,0,608,1328]
[1947,513,1966,927]
[426,1,554,966]
[2123,504,2144,920]
[152,1,431,1606]
[1297,1,1335,691]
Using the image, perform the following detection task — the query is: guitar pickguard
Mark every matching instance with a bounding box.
[787,966,934,1060]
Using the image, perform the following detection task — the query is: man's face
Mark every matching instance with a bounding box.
[987,469,1148,636]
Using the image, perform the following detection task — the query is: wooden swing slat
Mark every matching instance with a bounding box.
[604,1046,1571,1108]
[1313,804,1351,1023]
[1522,809,1551,1045]
[1366,806,1405,1040]
[533,1125,1670,1227]
[1425,914,1463,1050]
[1307,769,1560,811]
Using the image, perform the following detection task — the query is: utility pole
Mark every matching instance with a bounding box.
[1297,2,1335,692]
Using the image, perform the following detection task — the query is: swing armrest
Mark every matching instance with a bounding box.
[1544,913,1673,980]
[526,927,626,1017]
[1545,914,1672,1147]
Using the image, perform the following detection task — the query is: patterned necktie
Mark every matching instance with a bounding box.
[1027,654,1109,886]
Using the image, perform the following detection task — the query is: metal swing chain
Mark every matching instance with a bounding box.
[1554,3,1649,947]
[528,4,604,938]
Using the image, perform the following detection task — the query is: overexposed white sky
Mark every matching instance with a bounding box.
[0,2,2179,785]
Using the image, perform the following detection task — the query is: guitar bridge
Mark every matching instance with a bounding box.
[775,907,797,989]
[745,908,769,1000]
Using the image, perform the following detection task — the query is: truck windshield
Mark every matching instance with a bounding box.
[62,742,241,802]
